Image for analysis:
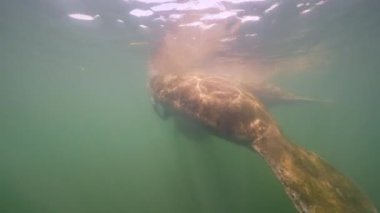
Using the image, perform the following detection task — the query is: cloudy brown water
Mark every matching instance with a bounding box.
[1,0,380,212]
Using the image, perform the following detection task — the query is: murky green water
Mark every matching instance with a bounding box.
[1,0,379,212]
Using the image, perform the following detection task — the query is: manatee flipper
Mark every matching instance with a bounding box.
[174,115,209,141]
[152,99,170,119]
[150,72,377,213]
[153,97,208,140]
[243,82,332,107]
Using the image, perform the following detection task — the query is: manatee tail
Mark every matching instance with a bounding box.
[252,128,377,213]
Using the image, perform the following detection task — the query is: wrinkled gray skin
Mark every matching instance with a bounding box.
[150,72,377,213]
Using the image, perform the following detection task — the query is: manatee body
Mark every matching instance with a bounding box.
[150,72,377,213]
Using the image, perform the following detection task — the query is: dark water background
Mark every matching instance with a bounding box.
[1,0,380,212]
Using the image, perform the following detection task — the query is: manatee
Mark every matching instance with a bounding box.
[150,72,377,213]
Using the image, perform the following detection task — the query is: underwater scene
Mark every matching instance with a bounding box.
[1,0,380,212]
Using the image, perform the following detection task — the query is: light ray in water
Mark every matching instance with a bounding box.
[125,0,175,3]
[239,15,261,23]
[200,11,238,21]
[179,22,216,30]
[150,1,225,12]
[68,13,99,21]
[129,9,154,17]
[264,3,279,13]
